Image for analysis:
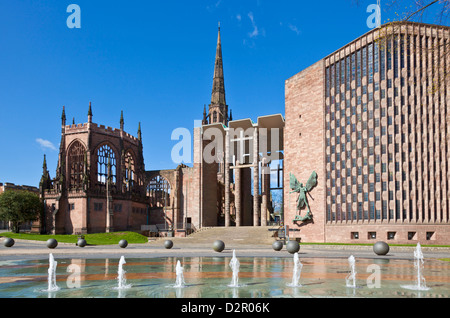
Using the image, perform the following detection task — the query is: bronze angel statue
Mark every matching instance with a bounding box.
[289,171,317,222]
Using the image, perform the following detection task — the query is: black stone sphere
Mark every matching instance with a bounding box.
[212,240,225,252]
[3,237,14,248]
[272,240,283,251]
[164,240,173,249]
[373,241,390,255]
[77,238,87,248]
[286,240,300,254]
[46,238,58,249]
[118,239,128,248]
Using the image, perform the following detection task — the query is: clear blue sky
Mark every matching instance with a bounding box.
[0,0,435,187]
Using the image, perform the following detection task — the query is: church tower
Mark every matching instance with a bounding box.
[206,23,229,126]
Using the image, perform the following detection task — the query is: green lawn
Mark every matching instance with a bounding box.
[0,231,148,245]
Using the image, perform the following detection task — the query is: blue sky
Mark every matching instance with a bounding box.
[0,0,438,187]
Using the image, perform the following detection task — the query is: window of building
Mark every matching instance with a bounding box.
[357,50,361,87]
[362,46,367,78]
[147,175,171,208]
[97,144,117,185]
[124,151,135,191]
[68,140,86,189]
[426,232,435,241]
[368,43,373,84]
[408,232,417,240]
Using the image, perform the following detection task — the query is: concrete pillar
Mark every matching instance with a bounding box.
[235,161,241,227]
[225,130,230,227]
[261,159,269,226]
[253,127,260,226]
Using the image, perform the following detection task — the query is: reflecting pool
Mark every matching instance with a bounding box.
[0,256,449,298]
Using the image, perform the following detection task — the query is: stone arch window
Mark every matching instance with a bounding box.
[68,140,86,189]
[213,111,217,123]
[147,175,170,208]
[97,144,116,185]
[124,151,135,191]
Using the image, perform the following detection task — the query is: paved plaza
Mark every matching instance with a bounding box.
[1,231,449,261]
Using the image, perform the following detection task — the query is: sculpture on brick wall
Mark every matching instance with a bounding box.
[289,171,317,222]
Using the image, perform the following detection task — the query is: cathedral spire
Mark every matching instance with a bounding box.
[208,23,228,126]
[211,23,226,106]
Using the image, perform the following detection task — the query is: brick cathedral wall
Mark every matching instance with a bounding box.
[284,60,326,242]
[181,166,201,230]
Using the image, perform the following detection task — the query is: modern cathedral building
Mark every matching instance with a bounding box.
[285,22,449,244]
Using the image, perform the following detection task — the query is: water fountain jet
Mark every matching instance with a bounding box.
[174,260,186,288]
[345,255,357,288]
[47,253,60,292]
[287,252,303,287]
[115,256,131,290]
[401,243,430,291]
[228,250,240,287]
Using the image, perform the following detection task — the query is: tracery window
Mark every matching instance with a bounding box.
[97,144,116,185]
[68,140,86,189]
[147,175,170,208]
[124,151,135,191]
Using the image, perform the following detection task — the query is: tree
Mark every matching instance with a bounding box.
[356,0,450,93]
[0,190,42,233]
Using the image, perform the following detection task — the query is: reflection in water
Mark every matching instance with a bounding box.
[0,256,449,298]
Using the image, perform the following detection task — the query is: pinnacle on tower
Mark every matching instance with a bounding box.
[61,106,66,124]
[120,110,124,130]
[40,154,51,190]
[137,122,142,141]
[43,154,47,171]
[203,104,208,125]
[88,101,93,123]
